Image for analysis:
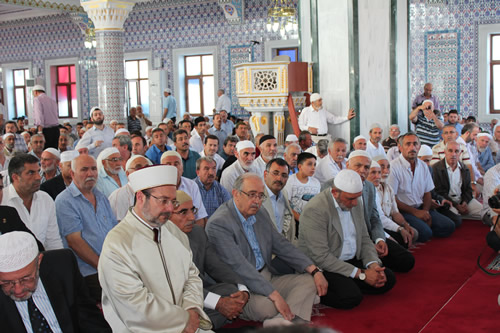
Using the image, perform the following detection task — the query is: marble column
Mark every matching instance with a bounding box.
[81,0,134,123]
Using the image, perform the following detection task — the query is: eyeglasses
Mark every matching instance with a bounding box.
[0,268,37,289]
[173,207,198,216]
[147,193,180,208]
[105,157,123,162]
[239,190,266,201]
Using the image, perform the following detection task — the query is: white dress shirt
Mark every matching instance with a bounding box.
[252,156,267,178]
[387,155,434,208]
[215,94,232,113]
[220,160,254,193]
[77,125,115,158]
[2,184,63,250]
[200,151,225,172]
[108,183,135,221]
[189,130,205,153]
[315,155,345,186]
[366,141,387,159]
[298,106,348,134]
[178,177,208,220]
[446,160,462,202]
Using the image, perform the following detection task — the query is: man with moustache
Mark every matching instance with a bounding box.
[145,127,172,164]
[98,165,213,332]
[382,124,400,152]
[78,107,115,158]
[0,231,111,332]
[366,124,386,158]
[131,133,148,156]
[208,113,228,155]
[219,110,235,136]
[28,134,46,160]
[170,190,249,329]
[96,147,128,197]
[174,129,201,179]
[253,135,278,177]
[2,153,63,250]
[40,150,80,200]
[283,143,301,174]
[315,138,348,186]
[55,154,117,302]
[39,148,60,183]
[220,140,257,193]
[200,135,225,172]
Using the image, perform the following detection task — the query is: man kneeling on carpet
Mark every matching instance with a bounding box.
[298,169,396,309]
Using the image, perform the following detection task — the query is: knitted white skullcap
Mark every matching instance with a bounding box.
[145,126,154,132]
[418,145,433,157]
[0,232,39,273]
[90,107,101,118]
[348,150,371,161]
[33,85,45,92]
[60,150,80,163]
[161,150,182,163]
[310,93,321,103]
[373,155,388,162]
[128,165,177,192]
[353,135,366,143]
[110,119,118,125]
[126,154,152,171]
[334,169,363,193]
[236,140,255,152]
[370,161,381,169]
[369,123,382,131]
[164,88,172,94]
[285,134,298,142]
[115,128,130,136]
[3,133,14,140]
[43,148,61,160]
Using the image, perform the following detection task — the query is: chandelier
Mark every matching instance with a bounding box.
[266,0,298,39]
[84,27,97,49]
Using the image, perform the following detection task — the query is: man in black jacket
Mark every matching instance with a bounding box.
[0,231,110,332]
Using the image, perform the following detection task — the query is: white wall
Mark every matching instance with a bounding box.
[396,0,409,132]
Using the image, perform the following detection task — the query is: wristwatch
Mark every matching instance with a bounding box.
[471,181,477,185]
[310,267,323,277]
[358,269,366,281]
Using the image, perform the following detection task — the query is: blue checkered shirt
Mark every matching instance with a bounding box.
[194,177,231,218]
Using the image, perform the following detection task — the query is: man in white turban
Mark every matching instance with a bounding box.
[98,165,213,332]
[298,169,395,309]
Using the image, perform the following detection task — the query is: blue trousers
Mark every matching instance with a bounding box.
[402,210,455,242]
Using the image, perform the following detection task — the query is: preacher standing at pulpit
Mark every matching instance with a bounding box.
[298,93,356,143]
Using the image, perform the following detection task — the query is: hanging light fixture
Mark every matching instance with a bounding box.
[266,0,298,39]
[84,27,96,49]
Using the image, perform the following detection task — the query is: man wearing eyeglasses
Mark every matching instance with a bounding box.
[170,190,249,329]
[96,147,128,197]
[99,165,213,332]
[206,173,328,327]
[0,231,111,332]
[39,148,61,184]
[55,154,117,303]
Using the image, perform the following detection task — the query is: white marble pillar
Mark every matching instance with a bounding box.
[81,0,134,123]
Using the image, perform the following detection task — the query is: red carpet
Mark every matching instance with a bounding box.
[223,220,498,332]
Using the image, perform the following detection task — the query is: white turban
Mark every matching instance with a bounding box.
[334,169,363,193]
[128,165,177,192]
[126,155,152,171]
[3,133,14,140]
[0,232,39,273]
[96,147,120,171]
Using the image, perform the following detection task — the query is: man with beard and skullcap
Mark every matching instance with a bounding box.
[55,154,117,303]
[108,155,152,221]
[39,147,61,183]
[0,231,111,332]
[3,133,16,158]
[98,165,213,332]
[2,153,63,250]
[77,107,114,158]
[95,147,128,197]
[220,140,257,193]
[253,135,278,178]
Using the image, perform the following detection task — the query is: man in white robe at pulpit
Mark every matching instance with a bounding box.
[98,165,213,332]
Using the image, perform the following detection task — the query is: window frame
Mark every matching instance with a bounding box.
[12,68,29,119]
[490,33,500,114]
[55,64,77,119]
[183,54,214,116]
[276,47,299,62]
[125,59,149,114]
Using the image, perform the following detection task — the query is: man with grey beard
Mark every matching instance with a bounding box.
[55,154,117,303]
[0,231,111,332]
[253,135,278,178]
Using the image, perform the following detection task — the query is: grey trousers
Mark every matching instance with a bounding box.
[240,267,316,322]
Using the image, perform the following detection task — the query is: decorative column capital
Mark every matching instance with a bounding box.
[80,0,135,31]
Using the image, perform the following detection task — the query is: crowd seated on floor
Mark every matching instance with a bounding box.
[1,90,499,332]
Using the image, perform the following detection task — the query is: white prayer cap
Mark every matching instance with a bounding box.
[60,150,80,163]
[285,134,298,142]
[128,165,177,192]
[43,147,61,160]
[75,140,87,151]
[21,131,29,136]
[145,126,154,132]
[3,133,14,140]
[96,147,120,170]
[126,154,152,171]
[422,99,434,108]
[33,85,45,92]
[236,140,255,152]
[164,88,172,94]
[370,161,381,169]
[161,150,182,162]
[110,119,118,125]
[348,150,371,161]
[176,190,192,205]
[418,145,433,157]
[477,133,491,139]
[0,231,39,273]
[373,155,388,162]
[310,93,321,103]
[115,128,130,136]
[90,106,101,118]
[369,123,382,131]
[353,135,366,143]
[334,169,363,193]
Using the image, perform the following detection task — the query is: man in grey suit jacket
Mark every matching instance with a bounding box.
[170,190,249,329]
[206,173,328,327]
[299,169,396,309]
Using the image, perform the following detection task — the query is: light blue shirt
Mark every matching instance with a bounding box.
[77,125,115,158]
[265,185,285,233]
[233,201,265,270]
[164,95,177,119]
[15,280,62,333]
[96,166,128,197]
[55,182,117,276]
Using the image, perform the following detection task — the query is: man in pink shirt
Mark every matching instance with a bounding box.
[33,85,59,149]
